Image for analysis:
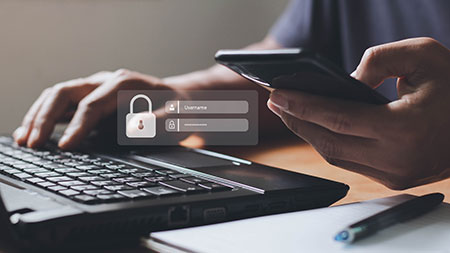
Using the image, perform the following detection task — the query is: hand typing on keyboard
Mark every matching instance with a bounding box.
[12,70,174,150]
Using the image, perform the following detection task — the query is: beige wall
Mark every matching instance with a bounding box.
[0,0,288,133]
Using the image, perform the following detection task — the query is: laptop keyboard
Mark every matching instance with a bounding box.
[0,138,233,205]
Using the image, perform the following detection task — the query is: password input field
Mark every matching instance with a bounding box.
[166,119,248,132]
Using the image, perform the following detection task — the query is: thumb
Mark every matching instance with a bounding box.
[351,37,437,89]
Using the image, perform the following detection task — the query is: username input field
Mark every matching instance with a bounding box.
[165,100,248,114]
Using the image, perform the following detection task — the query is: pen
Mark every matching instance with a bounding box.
[334,192,444,244]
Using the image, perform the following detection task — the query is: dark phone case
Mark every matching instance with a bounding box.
[215,49,390,105]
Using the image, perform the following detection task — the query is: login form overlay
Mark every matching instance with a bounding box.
[117,90,258,146]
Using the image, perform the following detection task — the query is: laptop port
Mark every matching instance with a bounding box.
[203,207,226,222]
[168,206,190,226]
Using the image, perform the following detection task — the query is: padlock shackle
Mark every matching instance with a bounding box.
[129,94,152,114]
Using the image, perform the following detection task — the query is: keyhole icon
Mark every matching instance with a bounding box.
[138,120,144,130]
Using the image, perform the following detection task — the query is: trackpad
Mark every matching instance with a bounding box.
[194,164,335,192]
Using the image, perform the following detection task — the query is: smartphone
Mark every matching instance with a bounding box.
[215,48,390,104]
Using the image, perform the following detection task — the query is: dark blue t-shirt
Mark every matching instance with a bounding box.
[270,0,450,100]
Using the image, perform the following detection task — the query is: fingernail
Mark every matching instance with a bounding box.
[350,70,357,78]
[269,91,288,109]
[27,128,39,147]
[267,100,282,117]
[13,127,25,141]
[58,133,70,147]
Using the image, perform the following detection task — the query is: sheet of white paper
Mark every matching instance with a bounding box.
[149,195,450,253]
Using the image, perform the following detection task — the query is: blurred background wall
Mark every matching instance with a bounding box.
[0,0,288,133]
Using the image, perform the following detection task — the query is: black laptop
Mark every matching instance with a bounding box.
[0,135,348,249]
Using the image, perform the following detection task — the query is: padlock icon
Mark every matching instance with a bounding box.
[168,120,176,130]
[126,94,156,138]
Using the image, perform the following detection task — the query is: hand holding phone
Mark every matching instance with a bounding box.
[215,48,390,104]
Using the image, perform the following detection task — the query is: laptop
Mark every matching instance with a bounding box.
[0,135,348,249]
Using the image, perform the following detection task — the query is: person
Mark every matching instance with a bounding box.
[13,0,450,190]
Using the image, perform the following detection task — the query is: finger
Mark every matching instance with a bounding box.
[14,88,52,146]
[275,108,382,169]
[57,99,104,150]
[26,81,98,148]
[56,70,148,149]
[15,71,112,147]
[351,37,441,88]
[269,90,392,138]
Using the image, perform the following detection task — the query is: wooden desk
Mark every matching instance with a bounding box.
[211,138,450,205]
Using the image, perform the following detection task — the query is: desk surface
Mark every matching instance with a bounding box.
[211,138,450,205]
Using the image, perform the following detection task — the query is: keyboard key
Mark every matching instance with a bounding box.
[37,181,56,187]
[13,172,33,179]
[104,185,134,191]
[26,177,45,184]
[64,162,85,167]
[71,185,98,191]
[35,172,61,178]
[42,163,69,169]
[54,168,80,173]
[81,157,101,163]
[91,180,119,187]
[119,166,151,174]
[13,164,40,170]
[0,165,12,171]
[7,160,27,166]
[76,165,101,170]
[48,185,67,191]
[144,176,172,183]
[131,172,157,178]
[84,189,112,196]
[59,189,79,196]
[160,181,206,194]
[59,180,85,187]
[180,177,209,185]
[74,194,97,203]
[93,160,114,167]
[79,176,104,182]
[105,164,126,170]
[118,189,153,199]
[46,155,66,161]
[198,182,233,192]
[113,177,140,183]
[126,181,157,188]
[47,176,73,182]
[2,168,21,175]
[100,173,126,179]
[142,186,181,196]
[66,172,91,177]
[119,167,140,174]
[88,169,113,174]
[24,167,48,174]
[32,160,53,166]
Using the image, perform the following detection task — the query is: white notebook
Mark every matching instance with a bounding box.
[147,194,450,253]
